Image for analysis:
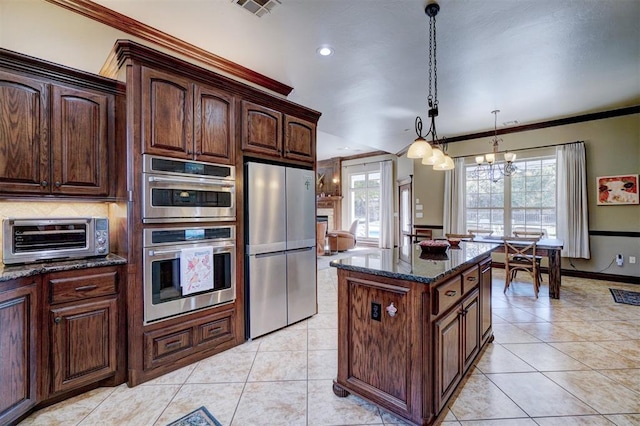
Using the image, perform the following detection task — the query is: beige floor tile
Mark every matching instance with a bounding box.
[549,341,638,369]
[256,327,308,351]
[141,363,197,385]
[532,415,615,425]
[153,383,243,426]
[19,387,117,426]
[593,320,640,339]
[604,414,640,425]
[380,408,415,425]
[487,372,597,417]
[598,368,640,393]
[492,323,541,344]
[501,343,590,371]
[248,350,307,381]
[308,349,338,380]
[307,380,382,425]
[492,308,546,323]
[307,312,337,329]
[544,370,640,414]
[553,322,623,341]
[594,339,640,362]
[308,328,338,350]
[233,381,307,425]
[474,344,536,374]
[187,350,256,383]
[448,375,528,420]
[513,322,584,343]
[78,384,180,426]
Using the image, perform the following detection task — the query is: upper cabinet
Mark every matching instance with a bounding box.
[141,67,235,164]
[242,100,316,164]
[0,50,122,198]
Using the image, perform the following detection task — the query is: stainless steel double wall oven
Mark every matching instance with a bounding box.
[142,155,236,324]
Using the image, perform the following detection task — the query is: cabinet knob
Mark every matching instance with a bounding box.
[41,180,48,187]
[54,317,62,324]
[386,302,398,317]
[54,181,61,188]
[445,290,457,297]
[196,151,202,155]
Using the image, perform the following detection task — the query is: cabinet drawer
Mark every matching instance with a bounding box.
[462,265,480,294]
[50,270,118,304]
[434,276,462,316]
[198,316,233,346]
[149,329,193,362]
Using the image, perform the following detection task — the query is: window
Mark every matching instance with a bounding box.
[348,170,380,241]
[465,156,557,237]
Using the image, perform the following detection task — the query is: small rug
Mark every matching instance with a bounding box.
[610,288,640,306]
[166,406,222,426]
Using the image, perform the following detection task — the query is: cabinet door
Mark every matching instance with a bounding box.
[434,305,462,412]
[49,298,117,393]
[241,100,282,157]
[480,258,492,344]
[0,279,39,425]
[284,115,315,163]
[141,67,193,159]
[51,84,110,196]
[462,289,480,372]
[0,71,49,194]
[194,85,234,164]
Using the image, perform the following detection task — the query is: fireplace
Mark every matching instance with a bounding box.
[317,195,341,232]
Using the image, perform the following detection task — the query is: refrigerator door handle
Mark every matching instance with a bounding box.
[254,251,286,258]
[287,247,314,254]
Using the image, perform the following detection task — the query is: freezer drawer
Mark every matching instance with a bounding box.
[247,252,287,339]
[287,247,317,324]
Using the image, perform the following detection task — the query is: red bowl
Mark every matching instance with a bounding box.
[418,240,449,254]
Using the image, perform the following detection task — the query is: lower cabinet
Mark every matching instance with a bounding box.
[480,258,493,345]
[43,266,123,398]
[0,277,40,426]
[334,255,492,426]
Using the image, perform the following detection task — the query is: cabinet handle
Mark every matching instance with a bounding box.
[75,285,98,292]
[467,277,477,282]
[445,290,457,297]
[187,149,193,154]
[54,317,62,324]
[196,151,202,155]
[208,326,222,334]
[164,340,182,349]
[54,181,61,188]
[41,180,48,187]
[386,302,398,317]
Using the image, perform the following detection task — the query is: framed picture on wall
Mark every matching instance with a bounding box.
[597,174,639,205]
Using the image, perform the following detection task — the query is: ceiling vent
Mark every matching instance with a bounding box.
[232,0,280,17]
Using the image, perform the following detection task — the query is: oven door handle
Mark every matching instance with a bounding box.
[149,247,234,256]
[147,175,234,188]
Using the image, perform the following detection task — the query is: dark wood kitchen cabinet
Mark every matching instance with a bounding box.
[0,50,120,198]
[0,277,40,426]
[141,67,235,164]
[480,257,493,345]
[43,266,123,397]
[242,100,315,164]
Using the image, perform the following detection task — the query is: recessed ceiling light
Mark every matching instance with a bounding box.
[316,46,334,57]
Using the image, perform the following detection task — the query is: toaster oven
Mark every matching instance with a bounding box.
[2,217,109,265]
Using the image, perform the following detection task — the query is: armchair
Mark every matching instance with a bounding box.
[328,220,358,252]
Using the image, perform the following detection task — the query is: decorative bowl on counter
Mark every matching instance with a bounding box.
[419,251,449,261]
[447,238,462,247]
[418,239,449,254]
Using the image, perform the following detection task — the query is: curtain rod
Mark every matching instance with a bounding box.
[453,140,584,160]
[344,159,391,168]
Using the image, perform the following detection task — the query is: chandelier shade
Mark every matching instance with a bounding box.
[408,1,454,171]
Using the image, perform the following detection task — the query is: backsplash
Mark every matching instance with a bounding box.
[0,202,109,259]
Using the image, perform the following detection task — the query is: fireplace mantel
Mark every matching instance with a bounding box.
[317,195,342,232]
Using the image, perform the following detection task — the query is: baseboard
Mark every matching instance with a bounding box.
[492,262,640,285]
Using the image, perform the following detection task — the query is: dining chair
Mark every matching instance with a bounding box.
[445,233,474,239]
[467,229,494,239]
[512,230,545,284]
[503,237,541,298]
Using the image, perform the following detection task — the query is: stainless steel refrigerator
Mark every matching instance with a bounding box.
[245,162,317,339]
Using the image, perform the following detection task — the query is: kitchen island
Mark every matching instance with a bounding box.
[330,242,498,426]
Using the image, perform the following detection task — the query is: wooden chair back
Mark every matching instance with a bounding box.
[445,233,474,240]
[502,237,540,298]
[513,229,545,240]
[468,229,494,238]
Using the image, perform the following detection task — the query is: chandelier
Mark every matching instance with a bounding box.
[471,109,517,183]
[406,1,454,171]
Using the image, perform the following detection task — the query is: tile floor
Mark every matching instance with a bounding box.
[19,267,640,425]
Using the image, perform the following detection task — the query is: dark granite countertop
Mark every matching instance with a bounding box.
[0,254,127,282]
[330,241,499,284]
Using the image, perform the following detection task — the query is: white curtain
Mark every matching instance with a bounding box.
[557,142,590,258]
[379,160,394,248]
[443,157,466,234]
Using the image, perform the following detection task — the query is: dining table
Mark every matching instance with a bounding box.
[470,237,564,299]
